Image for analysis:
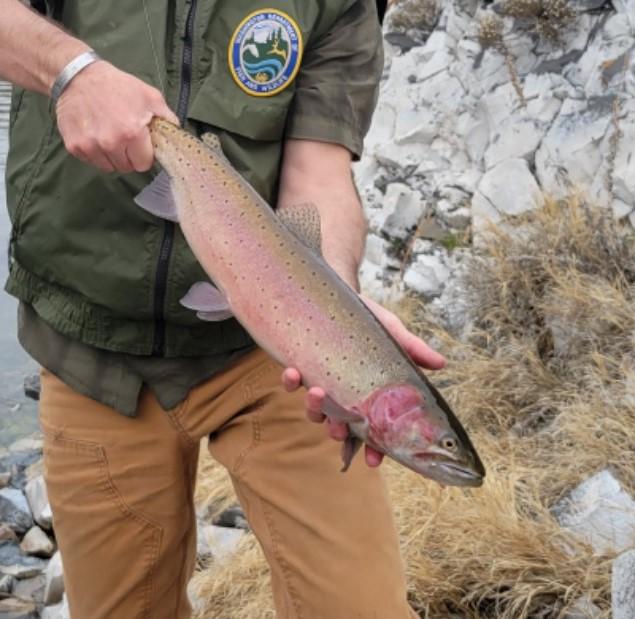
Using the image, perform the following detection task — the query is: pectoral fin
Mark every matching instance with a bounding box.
[180,281,233,321]
[340,435,363,472]
[134,170,179,222]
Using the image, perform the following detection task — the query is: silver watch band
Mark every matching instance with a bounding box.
[51,50,101,103]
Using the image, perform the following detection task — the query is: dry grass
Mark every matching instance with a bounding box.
[191,198,635,618]
[388,0,441,32]
[502,0,576,43]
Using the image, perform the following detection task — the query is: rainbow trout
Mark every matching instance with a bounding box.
[136,118,485,487]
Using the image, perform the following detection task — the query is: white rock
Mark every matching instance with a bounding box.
[484,118,544,168]
[535,98,613,202]
[554,470,635,555]
[403,253,451,298]
[196,521,212,561]
[364,99,396,153]
[20,527,54,558]
[8,439,43,454]
[612,113,635,205]
[0,598,38,618]
[374,140,429,169]
[612,199,633,220]
[564,594,602,619]
[611,0,635,32]
[43,551,64,606]
[364,233,389,268]
[0,489,33,534]
[472,159,543,230]
[24,476,52,531]
[12,574,45,603]
[0,573,14,595]
[41,595,69,619]
[199,525,245,561]
[570,27,633,97]
[612,549,635,619]
[381,183,425,239]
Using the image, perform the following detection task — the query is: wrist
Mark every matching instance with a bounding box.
[50,48,101,102]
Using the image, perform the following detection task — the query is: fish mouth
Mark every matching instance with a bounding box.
[414,453,484,487]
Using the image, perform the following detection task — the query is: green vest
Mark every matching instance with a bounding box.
[5,0,359,357]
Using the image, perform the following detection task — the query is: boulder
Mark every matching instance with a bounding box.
[199,525,245,561]
[564,594,602,618]
[43,551,64,606]
[12,575,45,604]
[20,527,55,558]
[0,598,38,619]
[0,542,46,580]
[472,159,543,231]
[380,183,425,240]
[8,439,42,455]
[612,549,635,619]
[24,476,52,531]
[0,574,14,596]
[22,375,40,402]
[0,525,17,543]
[0,489,33,534]
[0,452,42,492]
[41,596,70,619]
[553,470,635,555]
[212,505,249,530]
[403,252,451,298]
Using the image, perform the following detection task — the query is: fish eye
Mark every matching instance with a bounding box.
[441,436,458,452]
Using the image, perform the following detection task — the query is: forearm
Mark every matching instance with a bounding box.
[0,1,89,94]
[278,140,367,290]
[315,185,366,291]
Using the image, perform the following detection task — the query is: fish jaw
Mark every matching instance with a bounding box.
[357,383,485,487]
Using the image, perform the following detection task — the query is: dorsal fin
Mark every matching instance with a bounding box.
[277,203,322,254]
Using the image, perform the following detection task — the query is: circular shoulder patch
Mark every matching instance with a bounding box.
[228,9,303,97]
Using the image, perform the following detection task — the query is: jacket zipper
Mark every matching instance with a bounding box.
[151,0,198,355]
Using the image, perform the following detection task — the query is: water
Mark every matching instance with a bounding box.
[0,81,38,446]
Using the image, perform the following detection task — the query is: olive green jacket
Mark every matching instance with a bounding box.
[6,0,382,357]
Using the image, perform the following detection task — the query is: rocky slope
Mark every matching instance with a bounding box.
[357,0,635,304]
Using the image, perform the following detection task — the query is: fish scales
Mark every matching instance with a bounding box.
[150,120,415,408]
[145,118,485,487]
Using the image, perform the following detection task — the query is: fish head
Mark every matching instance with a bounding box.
[361,383,485,487]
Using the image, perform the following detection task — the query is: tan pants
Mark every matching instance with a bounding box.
[40,348,416,619]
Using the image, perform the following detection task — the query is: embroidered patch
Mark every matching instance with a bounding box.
[229,9,303,97]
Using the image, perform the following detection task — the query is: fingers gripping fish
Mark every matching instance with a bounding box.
[135,119,485,487]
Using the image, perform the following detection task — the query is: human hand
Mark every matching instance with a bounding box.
[282,295,447,467]
[56,60,179,173]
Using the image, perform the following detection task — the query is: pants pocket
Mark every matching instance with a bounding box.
[41,423,163,619]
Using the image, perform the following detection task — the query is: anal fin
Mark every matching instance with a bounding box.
[340,435,363,472]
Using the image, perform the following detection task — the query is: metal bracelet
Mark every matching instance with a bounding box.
[50,50,101,103]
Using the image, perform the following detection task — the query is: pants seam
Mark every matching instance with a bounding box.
[232,405,263,476]
[166,396,198,447]
[97,445,163,619]
[261,499,304,619]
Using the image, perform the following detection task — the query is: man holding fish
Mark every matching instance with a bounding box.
[0,0,482,617]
